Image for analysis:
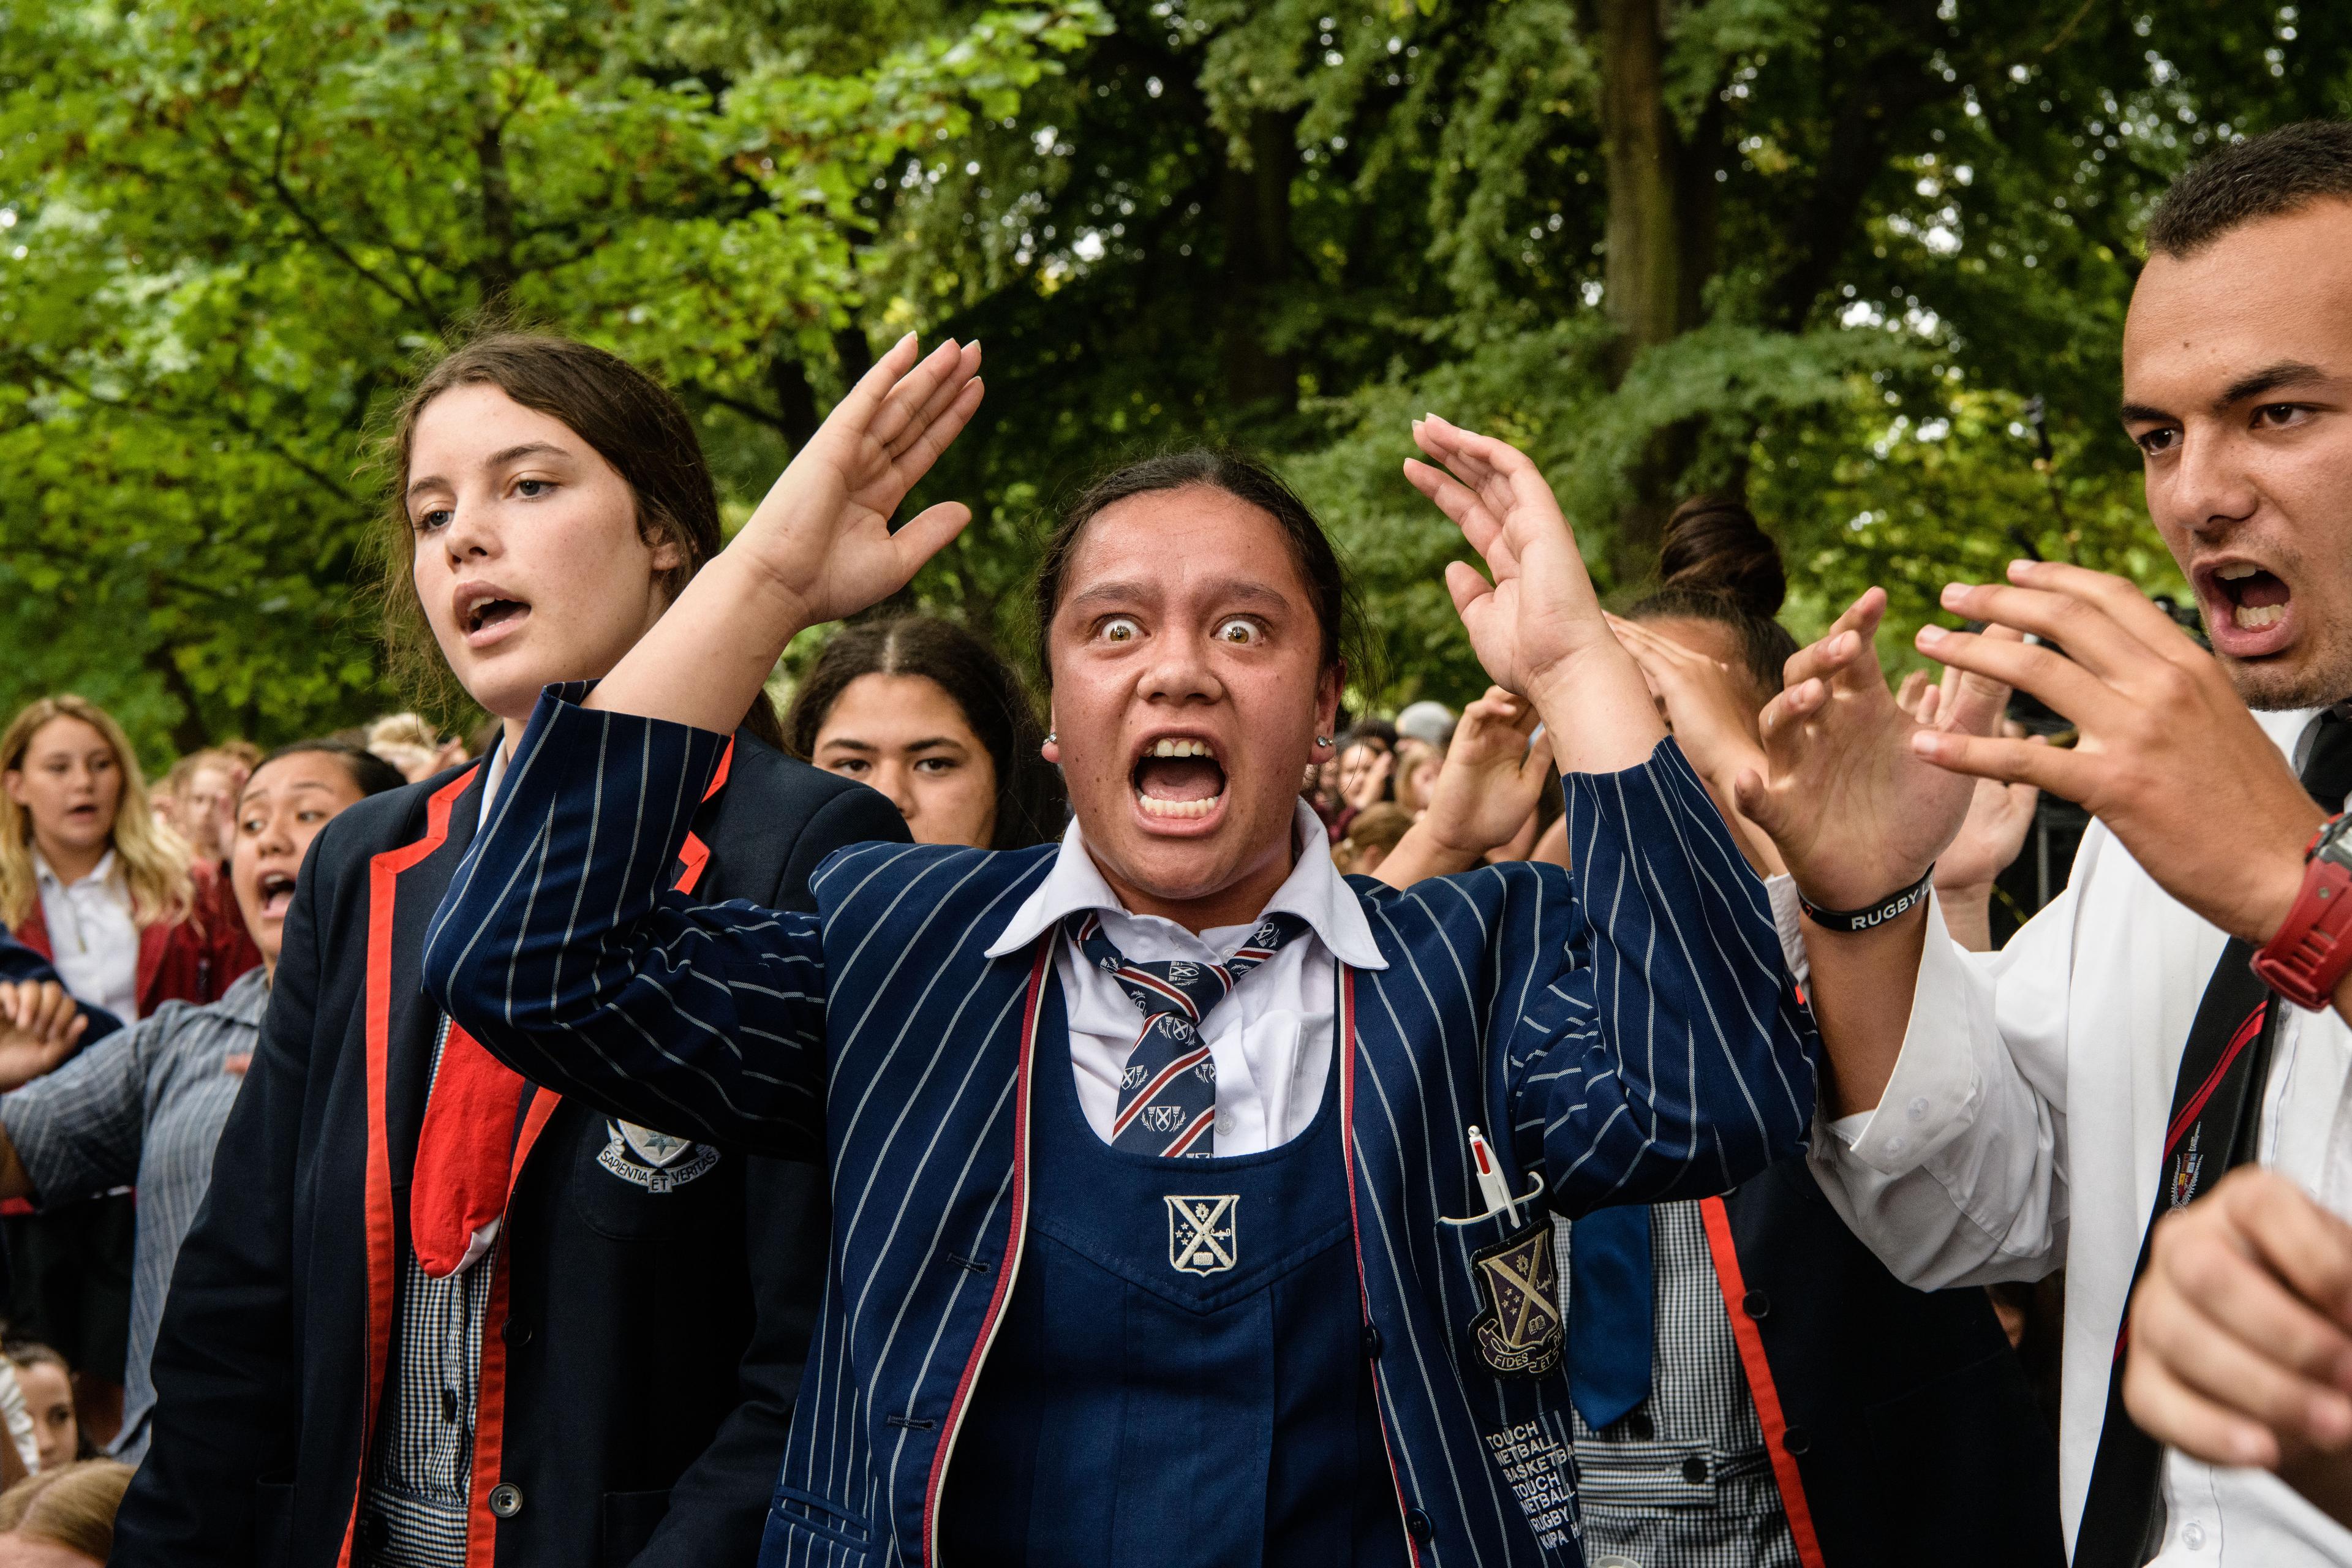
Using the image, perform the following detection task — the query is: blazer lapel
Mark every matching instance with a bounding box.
[376,763,488,1187]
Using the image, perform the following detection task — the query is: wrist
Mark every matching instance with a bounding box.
[1798,864,1937,936]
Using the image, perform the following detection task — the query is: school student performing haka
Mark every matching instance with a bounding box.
[423,334,1820,1568]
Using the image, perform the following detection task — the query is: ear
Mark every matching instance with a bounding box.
[1311,663,1344,760]
[649,537,685,575]
[1,772,23,807]
[1041,712,1061,767]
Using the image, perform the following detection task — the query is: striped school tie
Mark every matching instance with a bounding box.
[1066,910,1306,1159]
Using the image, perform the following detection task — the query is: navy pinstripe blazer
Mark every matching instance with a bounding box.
[424,690,1819,1568]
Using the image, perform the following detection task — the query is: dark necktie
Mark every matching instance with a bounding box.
[1567,1205,1653,1431]
[1066,910,1305,1159]
[2076,708,2352,1567]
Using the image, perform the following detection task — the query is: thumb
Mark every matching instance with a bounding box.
[1942,624,2020,737]
[1732,766,1781,837]
[888,502,974,581]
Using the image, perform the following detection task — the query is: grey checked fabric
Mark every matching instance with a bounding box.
[0,964,267,1462]
[1554,1200,1800,1568]
[361,1018,493,1568]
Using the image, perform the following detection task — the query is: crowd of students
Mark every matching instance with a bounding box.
[6,118,2352,1567]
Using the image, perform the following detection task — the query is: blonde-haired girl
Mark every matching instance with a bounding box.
[0,696,255,1022]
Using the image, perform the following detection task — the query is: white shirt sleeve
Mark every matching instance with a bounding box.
[1803,882,2076,1290]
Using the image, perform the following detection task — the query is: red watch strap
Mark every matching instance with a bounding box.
[2252,846,2352,1011]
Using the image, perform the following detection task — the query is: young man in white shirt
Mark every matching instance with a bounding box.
[1733,120,2352,1566]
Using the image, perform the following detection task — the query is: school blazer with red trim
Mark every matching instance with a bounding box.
[420,690,1822,1568]
[114,734,908,1568]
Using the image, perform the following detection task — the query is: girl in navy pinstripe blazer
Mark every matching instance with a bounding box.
[424,335,1820,1567]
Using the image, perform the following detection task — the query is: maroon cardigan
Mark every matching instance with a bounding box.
[14,860,260,1016]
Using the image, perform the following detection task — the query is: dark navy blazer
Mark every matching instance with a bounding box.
[0,929,124,1042]
[117,734,907,1568]
[423,691,1820,1568]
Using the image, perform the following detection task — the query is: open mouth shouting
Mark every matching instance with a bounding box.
[453,579,533,651]
[1132,734,1229,829]
[2196,557,2296,660]
[256,870,297,921]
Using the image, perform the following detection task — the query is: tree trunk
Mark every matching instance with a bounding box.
[1594,0,1719,587]
[476,118,519,314]
[1218,110,1300,415]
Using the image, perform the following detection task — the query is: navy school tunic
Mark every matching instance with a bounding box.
[941,977,1407,1566]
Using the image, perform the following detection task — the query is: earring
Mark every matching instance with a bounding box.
[1045,732,1057,744]
[1314,736,1332,748]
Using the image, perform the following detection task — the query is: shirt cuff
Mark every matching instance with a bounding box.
[1765,875,1808,987]
[1815,891,1985,1174]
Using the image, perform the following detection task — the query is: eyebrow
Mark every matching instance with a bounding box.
[1061,578,1292,614]
[405,442,570,502]
[238,778,339,809]
[818,736,965,754]
[2121,360,2337,427]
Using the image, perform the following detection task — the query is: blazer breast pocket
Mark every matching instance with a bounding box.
[1439,1178,1564,1383]
[759,1486,871,1565]
[570,1116,734,1243]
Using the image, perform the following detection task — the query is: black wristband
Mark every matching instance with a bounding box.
[1798,865,1936,933]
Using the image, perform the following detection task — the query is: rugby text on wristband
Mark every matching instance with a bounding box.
[2251,812,2352,1011]
[1797,865,1936,935]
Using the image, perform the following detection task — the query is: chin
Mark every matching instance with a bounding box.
[2224,642,2352,712]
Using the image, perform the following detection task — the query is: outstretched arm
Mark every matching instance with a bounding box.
[587,333,983,733]
[1399,420,1814,1204]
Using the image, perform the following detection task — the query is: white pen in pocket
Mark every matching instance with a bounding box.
[1466,1124,1523,1226]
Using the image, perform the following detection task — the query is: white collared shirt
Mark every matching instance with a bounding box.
[987,799,1389,1153]
[1786,706,2352,1564]
[33,849,140,1022]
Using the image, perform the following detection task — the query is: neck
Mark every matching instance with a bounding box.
[33,832,105,887]
[1093,840,1299,935]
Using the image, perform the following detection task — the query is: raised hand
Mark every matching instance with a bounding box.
[586,333,984,737]
[1735,589,2009,911]
[1372,689,1549,886]
[736,333,986,630]
[1609,615,1784,877]
[1403,417,1662,774]
[0,981,87,1093]
[1909,559,2321,949]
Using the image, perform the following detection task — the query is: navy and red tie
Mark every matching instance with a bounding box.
[1066,910,1305,1159]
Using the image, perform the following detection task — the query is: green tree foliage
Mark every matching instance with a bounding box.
[1,0,2340,758]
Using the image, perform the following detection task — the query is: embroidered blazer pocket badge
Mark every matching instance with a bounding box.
[597,1118,720,1194]
[1469,1219,1564,1378]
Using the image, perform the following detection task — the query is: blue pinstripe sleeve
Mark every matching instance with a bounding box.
[423,688,829,1156]
[1507,738,1817,1213]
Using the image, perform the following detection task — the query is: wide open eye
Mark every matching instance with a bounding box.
[1215,617,1261,646]
[1100,616,1142,644]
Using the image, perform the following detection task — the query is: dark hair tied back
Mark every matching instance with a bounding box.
[1031,448,1376,693]
[1629,496,1798,694]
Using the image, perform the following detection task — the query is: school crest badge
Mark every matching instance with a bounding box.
[1469,1219,1564,1377]
[1167,1194,1238,1275]
[597,1119,720,1194]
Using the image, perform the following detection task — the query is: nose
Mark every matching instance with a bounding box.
[870,760,918,822]
[255,807,298,861]
[440,492,500,565]
[1138,628,1223,706]
[2165,418,2262,545]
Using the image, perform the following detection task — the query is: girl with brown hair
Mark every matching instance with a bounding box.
[119,331,909,1568]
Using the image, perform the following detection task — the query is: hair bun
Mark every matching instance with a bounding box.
[1658,496,1785,619]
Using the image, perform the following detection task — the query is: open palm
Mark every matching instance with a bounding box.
[737,333,986,629]
[1402,417,1611,695]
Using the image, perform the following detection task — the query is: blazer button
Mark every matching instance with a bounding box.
[1362,1324,1384,1360]
[488,1483,524,1518]
[1781,1426,1811,1457]
[500,1319,533,1348]
[1404,1508,1433,1544]
[1742,1289,1770,1320]
[1681,1455,1709,1484]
